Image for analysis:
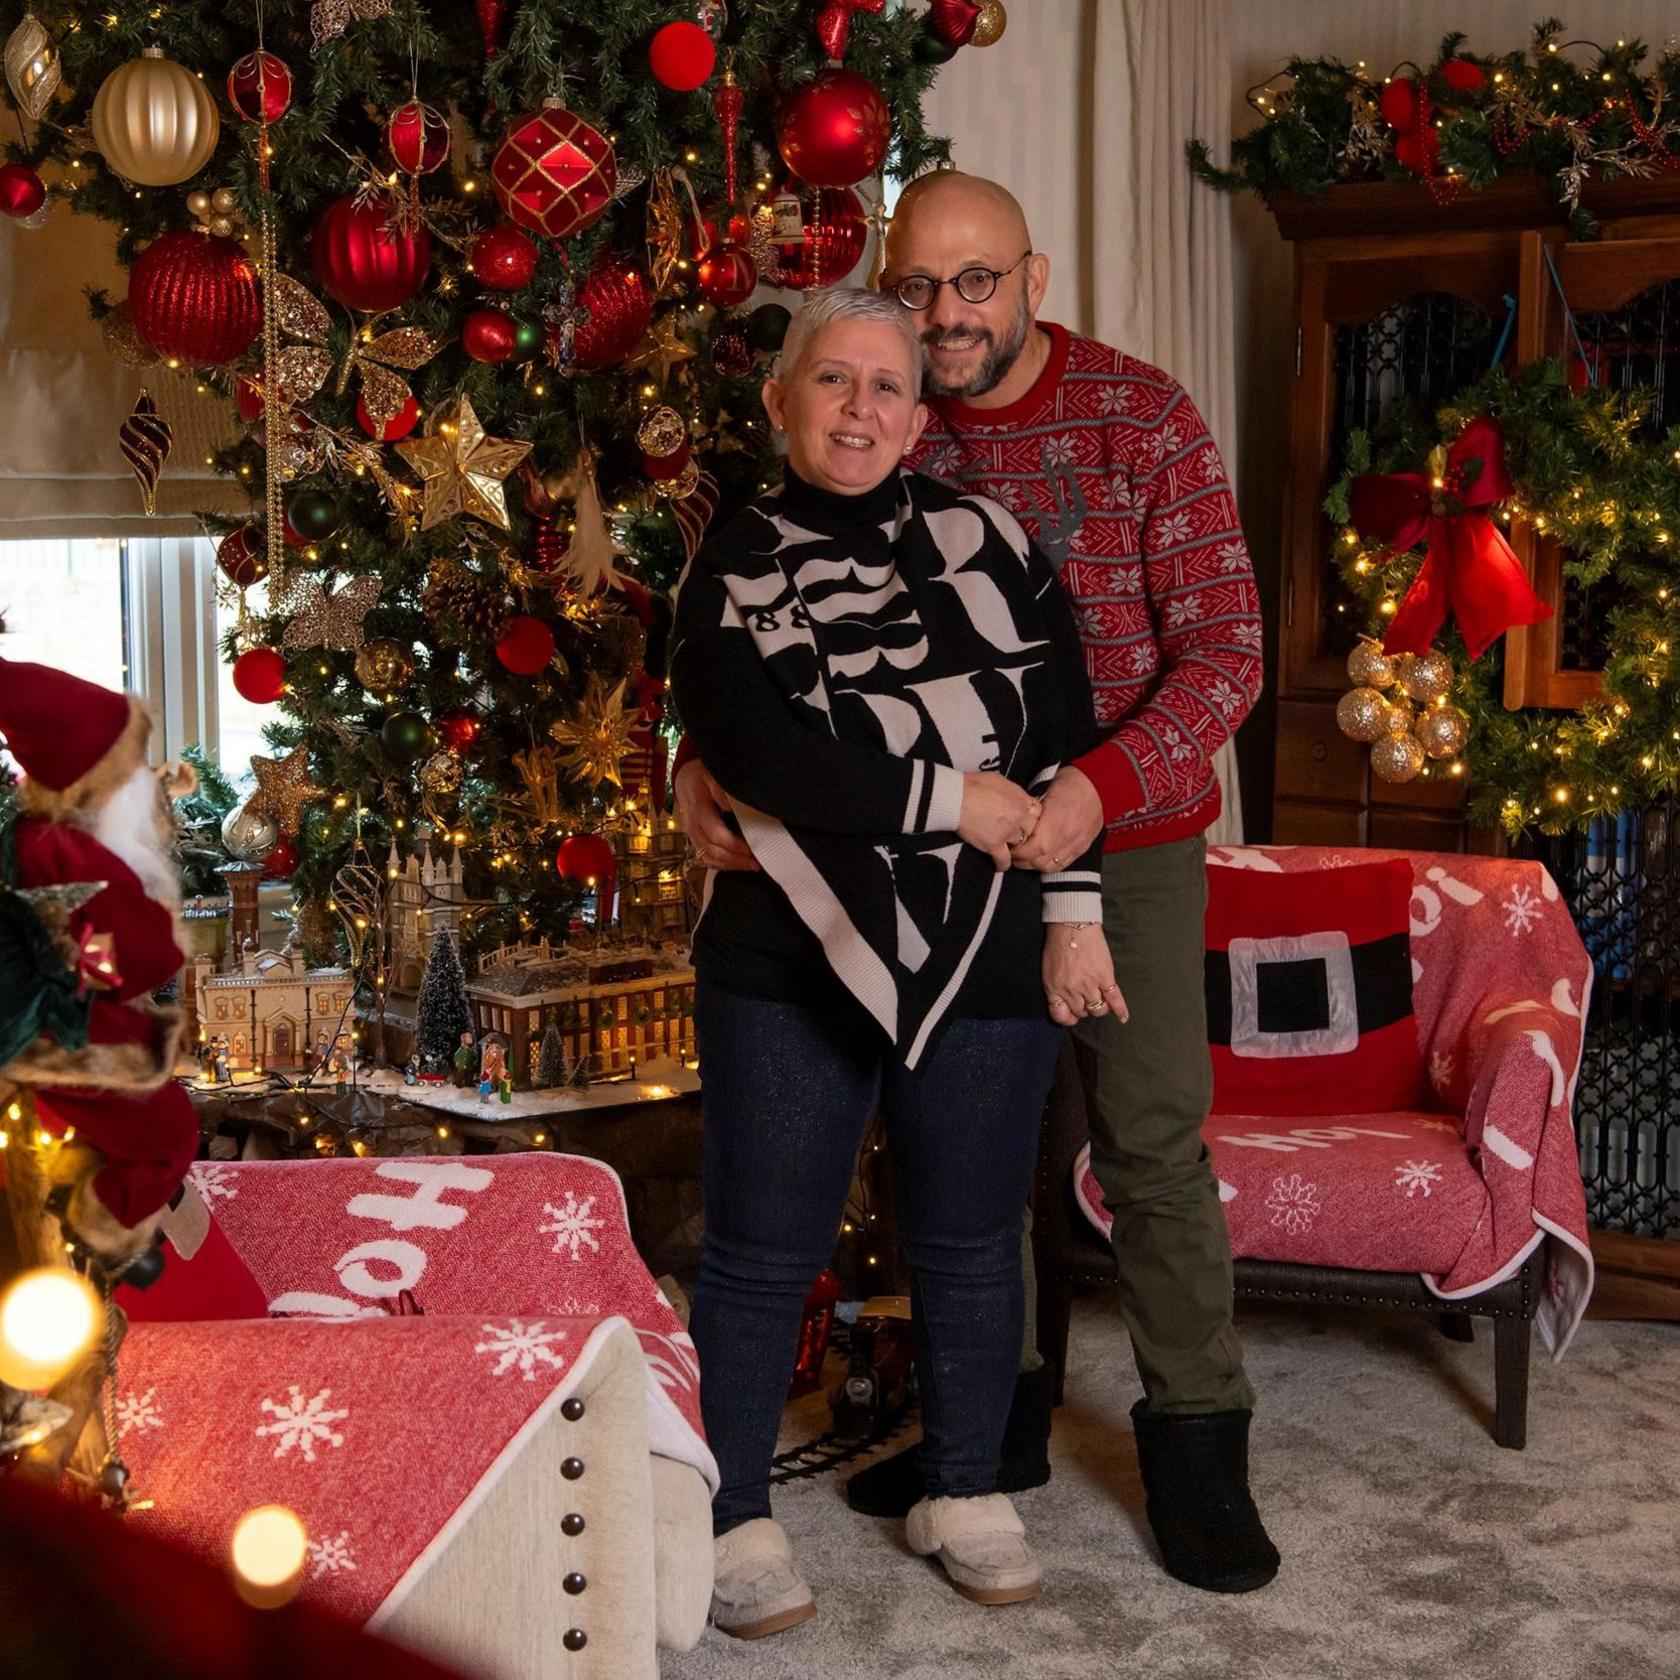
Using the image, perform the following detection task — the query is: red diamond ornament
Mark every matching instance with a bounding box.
[491,104,617,242]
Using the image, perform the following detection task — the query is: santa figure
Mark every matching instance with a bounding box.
[0,657,199,1268]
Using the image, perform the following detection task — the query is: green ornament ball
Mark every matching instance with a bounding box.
[913,26,959,64]
[286,488,341,541]
[513,318,545,360]
[745,303,791,354]
[381,709,436,764]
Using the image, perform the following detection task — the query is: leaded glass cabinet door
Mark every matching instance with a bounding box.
[1503,237,1680,709]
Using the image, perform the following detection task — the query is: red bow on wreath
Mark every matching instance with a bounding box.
[1349,413,1553,661]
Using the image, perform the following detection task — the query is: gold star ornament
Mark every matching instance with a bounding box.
[549,672,643,790]
[395,394,533,531]
[624,312,697,390]
[248,745,328,832]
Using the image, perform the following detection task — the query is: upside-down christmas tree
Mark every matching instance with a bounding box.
[0,0,1002,997]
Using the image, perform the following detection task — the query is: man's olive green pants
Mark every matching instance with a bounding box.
[1022,833,1255,1415]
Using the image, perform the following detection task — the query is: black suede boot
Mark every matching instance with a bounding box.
[1130,1400,1279,1593]
[845,1365,1055,1518]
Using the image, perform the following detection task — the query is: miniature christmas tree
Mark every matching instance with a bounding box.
[414,927,472,1065]
[535,1022,568,1089]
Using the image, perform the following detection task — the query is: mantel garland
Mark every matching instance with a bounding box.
[1327,360,1680,837]
[1189,18,1680,236]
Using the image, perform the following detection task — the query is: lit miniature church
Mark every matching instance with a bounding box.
[387,833,466,993]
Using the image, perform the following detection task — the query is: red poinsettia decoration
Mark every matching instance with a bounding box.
[1349,413,1552,660]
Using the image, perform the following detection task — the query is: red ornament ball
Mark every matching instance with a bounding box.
[771,184,867,289]
[234,373,267,423]
[462,308,518,363]
[1379,76,1423,131]
[491,104,617,241]
[262,834,300,879]
[356,390,420,440]
[129,232,262,365]
[469,221,540,291]
[1440,58,1487,94]
[573,252,652,369]
[435,710,481,753]
[648,21,716,91]
[555,832,616,891]
[0,163,47,220]
[776,69,891,188]
[495,614,556,675]
[312,195,432,314]
[641,440,691,481]
[231,647,286,704]
[388,100,451,175]
[696,240,757,308]
[226,50,292,124]
[926,0,981,47]
[216,525,267,588]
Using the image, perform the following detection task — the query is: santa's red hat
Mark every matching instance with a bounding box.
[0,656,151,811]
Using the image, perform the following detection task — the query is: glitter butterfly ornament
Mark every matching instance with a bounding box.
[278,573,383,652]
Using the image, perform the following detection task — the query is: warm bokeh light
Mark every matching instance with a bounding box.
[230,1505,309,1607]
[0,1267,102,1390]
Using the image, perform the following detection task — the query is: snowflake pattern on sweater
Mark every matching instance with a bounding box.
[908,323,1263,851]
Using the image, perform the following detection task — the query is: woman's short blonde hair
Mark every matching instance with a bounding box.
[776,286,923,401]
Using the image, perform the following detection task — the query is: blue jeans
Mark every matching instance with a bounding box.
[690,986,1061,1535]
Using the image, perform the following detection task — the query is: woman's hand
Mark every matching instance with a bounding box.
[675,759,759,872]
[960,772,1042,870]
[1042,922,1128,1028]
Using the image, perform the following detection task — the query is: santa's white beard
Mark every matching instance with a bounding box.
[91,765,182,911]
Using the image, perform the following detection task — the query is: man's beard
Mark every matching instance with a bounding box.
[920,294,1031,399]
[91,765,182,911]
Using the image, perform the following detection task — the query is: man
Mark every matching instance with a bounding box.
[676,171,1276,1593]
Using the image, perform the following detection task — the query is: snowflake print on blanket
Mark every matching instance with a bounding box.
[1430,1051,1455,1093]
[190,1162,239,1201]
[309,1531,357,1577]
[255,1386,348,1461]
[539,1191,605,1260]
[475,1320,569,1381]
[1502,882,1542,935]
[1394,1160,1445,1199]
[115,1387,163,1438]
[1264,1173,1321,1237]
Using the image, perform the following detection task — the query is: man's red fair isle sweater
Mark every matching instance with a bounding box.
[905,322,1262,852]
[673,322,1263,852]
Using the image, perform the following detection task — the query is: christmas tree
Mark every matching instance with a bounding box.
[0,0,980,976]
[534,1020,567,1088]
[413,925,471,1066]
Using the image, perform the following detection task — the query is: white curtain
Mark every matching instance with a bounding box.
[1091,0,1244,843]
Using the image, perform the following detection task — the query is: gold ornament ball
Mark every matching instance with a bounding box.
[211,186,238,215]
[419,749,464,798]
[1384,697,1416,736]
[1371,731,1427,784]
[1336,686,1390,743]
[1417,704,1470,760]
[1347,637,1394,690]
[972,0,1008,46]
[1399,650,1453,705]
[354,636,416,692]
[209,215,235,238]
[636,405,686,457]
[91,48,220,187]
[186,188,212,219]
[653,458,701,500]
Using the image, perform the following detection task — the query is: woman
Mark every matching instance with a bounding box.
[670,288,1123,1638]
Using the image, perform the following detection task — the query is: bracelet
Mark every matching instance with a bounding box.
[1060,921,1098,952]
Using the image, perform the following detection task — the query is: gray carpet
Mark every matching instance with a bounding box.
[664,1293,1680,1680]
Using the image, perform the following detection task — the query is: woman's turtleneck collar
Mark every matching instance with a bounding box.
[776,463,904,536]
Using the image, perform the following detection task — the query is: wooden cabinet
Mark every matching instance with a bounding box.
[1266,175,1680,849]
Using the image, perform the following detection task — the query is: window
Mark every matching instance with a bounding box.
[0,537,130,689]
[0,532,265,786]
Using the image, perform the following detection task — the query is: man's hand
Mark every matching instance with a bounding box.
[1011,765,1104,872]
[675,758,759,872]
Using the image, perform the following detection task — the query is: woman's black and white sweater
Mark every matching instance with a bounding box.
[670,466,1102,1067]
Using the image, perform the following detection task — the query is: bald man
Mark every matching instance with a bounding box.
[676,172,1276,1593]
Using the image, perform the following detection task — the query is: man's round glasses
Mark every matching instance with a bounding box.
[892,251,1032,312]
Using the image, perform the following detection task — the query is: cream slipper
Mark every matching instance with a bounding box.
[905,1493,1042,1605]
[710,1517,816,1640]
